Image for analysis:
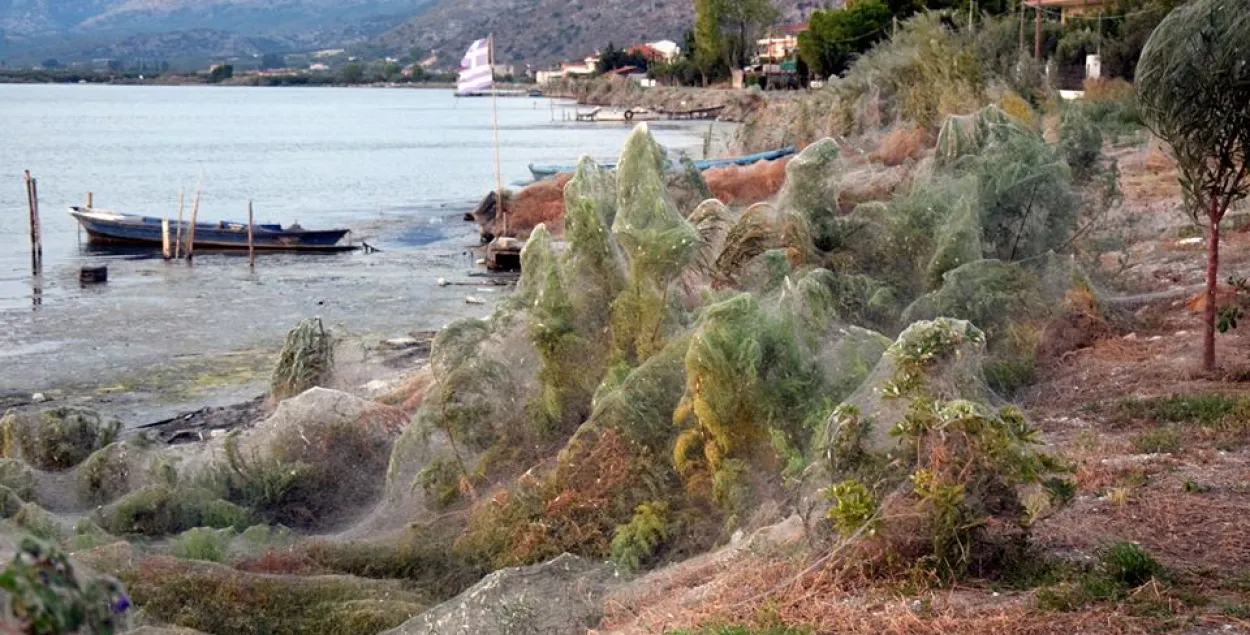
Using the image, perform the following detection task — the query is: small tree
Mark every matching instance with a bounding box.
[1136,0,1250,371]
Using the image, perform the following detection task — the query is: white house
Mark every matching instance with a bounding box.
[646,40,681,61]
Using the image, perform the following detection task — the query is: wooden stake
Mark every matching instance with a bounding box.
[86,191,93,209]
[1035,0,1042,59]
[161,218,171,260]
[186,188,201,263]
[174,188,185,259]
[247,200,255,270]
[24,171,42,274]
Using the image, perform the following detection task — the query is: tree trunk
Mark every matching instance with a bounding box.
[1204,201,1221,372]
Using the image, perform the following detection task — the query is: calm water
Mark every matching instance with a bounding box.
[0,85,705,401]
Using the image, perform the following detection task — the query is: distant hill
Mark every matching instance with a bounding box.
[0,0,436,65]
[367,0,820,67]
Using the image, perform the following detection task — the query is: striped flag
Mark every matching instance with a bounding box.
[457,37,493,95]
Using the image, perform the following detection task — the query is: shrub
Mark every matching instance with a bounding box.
[1100,541,1162,589]
[97,486,248,536]
[0,537,130,635]
[270,317,334,400]
[14,502,63,541]
[0,407,122,471]
[610,501,671,571]
[1130,427,1180,454]
[172,527,235,563]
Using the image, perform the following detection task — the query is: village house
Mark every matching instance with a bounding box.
[1033,0,1116,23]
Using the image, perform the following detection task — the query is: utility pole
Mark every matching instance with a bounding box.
[1034,0,1042,59]
[1018,0,1025,56]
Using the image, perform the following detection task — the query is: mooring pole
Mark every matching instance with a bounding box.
[247,200,255,270]
[186,188,201,263]
[24,171,42,275]
[162,218,172,260]
[174,188,185,259]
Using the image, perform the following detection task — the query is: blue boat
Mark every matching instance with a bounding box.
[69,207,355,252]
[527,146,797,181]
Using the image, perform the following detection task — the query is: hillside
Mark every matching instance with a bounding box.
[368,0,820,66]
[0,0,434,64]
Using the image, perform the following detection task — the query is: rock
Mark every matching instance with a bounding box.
[437,277,449,287]
[31,393,46,404]
[381,553,618,635]
[0,458,37,502]
[0,407,123,471]
[464,296,485,305]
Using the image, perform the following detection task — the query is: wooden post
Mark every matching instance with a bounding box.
[174,188,185,259]
[247,200,255,270]
[86,191,93,209]
[186,188,201,263]
[161,218,172,260]
[24,171,42,274]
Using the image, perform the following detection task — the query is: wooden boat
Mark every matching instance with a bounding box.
[527,146,797,180]
[69,207,355,252]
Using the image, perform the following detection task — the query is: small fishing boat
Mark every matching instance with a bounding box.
[69,207,355,251]
[527,146,797,180]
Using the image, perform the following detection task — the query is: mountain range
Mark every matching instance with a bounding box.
[0,0,816,68]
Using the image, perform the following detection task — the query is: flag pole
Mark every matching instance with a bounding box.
[488,33,506,238]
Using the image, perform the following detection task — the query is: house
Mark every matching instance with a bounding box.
[626,44,666,62]
[309,62,331,72]
[755,23,806,64]
[1033,0,1115,23]
[647,40,681,61]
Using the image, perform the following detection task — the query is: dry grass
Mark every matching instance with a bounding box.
[493,173,573,239]
[869,124,930,167]
[704,158,791,206]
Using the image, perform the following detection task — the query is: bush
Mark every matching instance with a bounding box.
[1130,427,1180,454]
[0,537,130,635]
[0,407,122,471]
[270,317,334,400]
[1100,541,1162,589]
[97,486,248,536]
[172,527,235,563]
[610,501,671,571]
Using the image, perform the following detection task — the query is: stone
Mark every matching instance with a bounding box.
[381,553,618,635]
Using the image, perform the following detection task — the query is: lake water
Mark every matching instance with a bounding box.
[0,85,707,404]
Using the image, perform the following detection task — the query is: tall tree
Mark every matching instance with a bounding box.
[1136,0,1250,371]
[693,0,726,84]
[797,0,892,79]
[718,0,779,69]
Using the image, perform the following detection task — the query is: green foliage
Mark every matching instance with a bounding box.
[415,455,464,509]
[610,501,671,571]
[0,407,122,471]
[672,294,825,490]
[597,42,651,73]
[824,479,880,536]
[0,537,129,635]
[0,458,36,501]
[1130,427,1180,454]
[172,527,235,563]
[97,486,248,536]
[207,64,233,83]
[1058,106,1105,184]
[338,62,365,84]
[1111,393,1250,428]
[693,0,727,82]
[77,442,134,505]
[797,0,892,79]
[303,525,479,596]
[611,125,700,362]
[776,139,841,252]
[118,556,427,635]
[270,317,334,400]
[1037,542,1164,611]
[14,502,64,541]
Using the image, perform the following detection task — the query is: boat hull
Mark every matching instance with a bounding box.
[527,146,797,180]
[69,208,354,252]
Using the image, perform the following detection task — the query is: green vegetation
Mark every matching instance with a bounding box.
[171,527,235,563]
[0,407,122,471]
[1036,542,1164,611]
[610,501,672,571]
[0,537,130,635]
[1136,0,1250,371]
[270,317,334,400]
[96,486,248,537]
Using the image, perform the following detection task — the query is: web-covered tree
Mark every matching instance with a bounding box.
[1136,0,1250,371]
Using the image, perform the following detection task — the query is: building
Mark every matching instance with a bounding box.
[1033,0,1115,23]
[755,23,806,64]
[647,40,681,61]
[309,62,331,72]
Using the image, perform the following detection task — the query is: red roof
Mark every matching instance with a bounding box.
[626,44,666,60]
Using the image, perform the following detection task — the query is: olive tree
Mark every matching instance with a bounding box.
[1136,0,1250,371]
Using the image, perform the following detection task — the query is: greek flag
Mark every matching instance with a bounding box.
[457,38,493,95]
